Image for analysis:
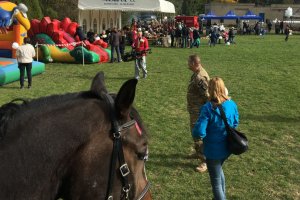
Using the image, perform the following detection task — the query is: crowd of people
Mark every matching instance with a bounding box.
[82,18,239,54]
[77,16,295,55]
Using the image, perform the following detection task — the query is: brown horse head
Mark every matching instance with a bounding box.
[0,72,151,200]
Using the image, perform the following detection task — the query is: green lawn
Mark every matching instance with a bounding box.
[1,35,300,199]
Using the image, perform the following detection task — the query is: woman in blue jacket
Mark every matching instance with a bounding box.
[192,77,239,200]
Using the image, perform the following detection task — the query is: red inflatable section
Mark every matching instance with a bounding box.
[46,20,60,37]
[52,30,64,44]
[67,22,78,37]
[94,39,108,49]
[60,18,72,32]
[74,35,80,42]
[30,19,40,35]
[52,30,74,50]
[63,32,75,43]
[52,19,61,30]
[85,43,109,63]
[40,17,51,34]
[90,44,109,62]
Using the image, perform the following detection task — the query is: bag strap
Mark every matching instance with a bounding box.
[218,105,232,133]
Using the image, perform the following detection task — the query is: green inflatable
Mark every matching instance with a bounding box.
[70,46,100,63]
[0,58,45,85]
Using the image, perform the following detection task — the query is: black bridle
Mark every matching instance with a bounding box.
[104,93,151,200]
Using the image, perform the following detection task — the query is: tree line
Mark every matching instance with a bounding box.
[11,0,300,21]
[13,0,78,20]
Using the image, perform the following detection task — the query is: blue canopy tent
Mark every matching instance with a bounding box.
[222,10,239,20]
[200,11,223,20]
[240,10,262,21]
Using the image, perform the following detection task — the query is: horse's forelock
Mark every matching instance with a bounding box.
[130,107,148,137]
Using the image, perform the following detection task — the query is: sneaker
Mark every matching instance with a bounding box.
[28,86,31,89]
[20,86,24,90]
[143,74,147,79]
[135,76,140,80]
[196,163,207,173]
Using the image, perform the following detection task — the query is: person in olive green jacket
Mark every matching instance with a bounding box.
[186,54,210,173]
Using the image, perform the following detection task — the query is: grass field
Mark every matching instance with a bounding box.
[1,35,300,199]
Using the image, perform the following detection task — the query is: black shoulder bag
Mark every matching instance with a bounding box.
[218,105,248,155]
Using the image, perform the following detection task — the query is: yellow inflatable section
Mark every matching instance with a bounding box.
[37,45,76,63]
[47,46,75,62]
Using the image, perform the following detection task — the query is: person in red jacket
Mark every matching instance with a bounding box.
[132,30,149,79]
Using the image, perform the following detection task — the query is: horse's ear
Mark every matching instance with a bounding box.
[90,71,108,96]
[115,79,138,118]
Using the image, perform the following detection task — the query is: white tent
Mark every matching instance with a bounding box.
[158,0,175,13]
[78,0,175,13]
[78,0,175,33]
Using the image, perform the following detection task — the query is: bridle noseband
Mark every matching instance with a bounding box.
[104,93,150,200]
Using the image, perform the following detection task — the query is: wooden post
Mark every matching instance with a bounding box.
[82,42,85,66]
[36,42,39,62]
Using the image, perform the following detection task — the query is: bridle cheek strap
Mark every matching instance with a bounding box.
[104,93,131,200]
[136,181,151,200]
[104,93,150,200]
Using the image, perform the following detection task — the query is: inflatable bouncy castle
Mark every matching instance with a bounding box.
[0,1,45,85]
[28,17,111,64]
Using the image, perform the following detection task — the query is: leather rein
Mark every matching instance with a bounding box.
[104,93,150,200]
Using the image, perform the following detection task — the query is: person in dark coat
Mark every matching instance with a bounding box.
[280,21,284,34]
[284,25,290,42]
[110,27,122,63]
[209,28,217,47]
[228,27,235,44]
[170,26,175,47]
[175,26,182,47]
[190,28,200,48]
[74,26,86,41]
[87,29,95,43]
[181,24,189,48]
[120,29,126,59]
[275,21,280,34]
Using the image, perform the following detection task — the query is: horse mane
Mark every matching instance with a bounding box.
[0,99,28,140]
[0,91,102,141]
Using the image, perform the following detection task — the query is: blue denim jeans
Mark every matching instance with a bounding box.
[134,56,147,78]
[206,159,226,200]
